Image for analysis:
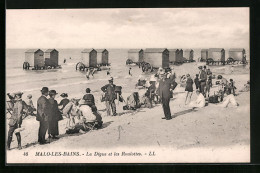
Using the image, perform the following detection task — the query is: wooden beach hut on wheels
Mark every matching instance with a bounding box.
[96,49,109,66]
[207,48,225,65]
[23,49,44,70]
[228,48,246,64]
[183,49,194,62]
[142,48,169,72]
[169,49,183,64]
[126,49,144,65]
[76,49,97,71]
[44,49,59,68]
[200,49,208,62]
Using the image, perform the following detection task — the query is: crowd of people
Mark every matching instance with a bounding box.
[6,64,247,150]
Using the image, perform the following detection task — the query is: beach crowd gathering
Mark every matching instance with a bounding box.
[6,64,250,150]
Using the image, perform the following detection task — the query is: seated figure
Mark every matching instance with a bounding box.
[189,90,206,108]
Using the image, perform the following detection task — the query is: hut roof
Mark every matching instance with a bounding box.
[128,49,143,53]
[201,49,208,51]
[168,49,179,52]
[209,48,224,52]
[184,49,193,52]
[96,49,107,53]
[229,48,245,52]
[82,49,95,53]
[45,49,57,53]
[145,48,168,53]
[25,49,42,53]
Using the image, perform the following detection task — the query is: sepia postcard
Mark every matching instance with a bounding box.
[6,8,250,164]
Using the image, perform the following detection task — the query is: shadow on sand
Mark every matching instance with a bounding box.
[172,108,198,118]
[21,121,114,150]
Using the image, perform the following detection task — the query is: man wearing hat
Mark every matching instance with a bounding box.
[158,73,175,120]
[198,66,207,97]
[101,77,117,116]
[37,87,51,144]
[7,92,27,150]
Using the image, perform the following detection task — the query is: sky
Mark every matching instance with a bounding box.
[6,8,249,49]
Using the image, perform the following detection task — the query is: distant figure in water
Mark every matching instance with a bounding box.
[86,69,90,80]
[69,57,72,59]
[129,67,132,76]
[107,68,110,76]
[63,58,66,63]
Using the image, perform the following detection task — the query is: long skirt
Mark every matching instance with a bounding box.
[48,121,59,136]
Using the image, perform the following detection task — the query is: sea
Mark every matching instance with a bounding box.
[6,48,250,105]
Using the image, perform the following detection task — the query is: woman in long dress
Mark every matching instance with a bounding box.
[48,90,61,139]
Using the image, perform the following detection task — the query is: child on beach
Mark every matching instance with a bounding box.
[228,79,236,95]
[194,74,200,90]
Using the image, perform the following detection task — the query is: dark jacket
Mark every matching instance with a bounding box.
[48,98,61,122]
[101,84,117,102]
[158,78,174,99]
[9,99,27,126]
[199,70,207,82]
[83,94,95,106]
[194,77,200,86]
[58,98,70,110]
[37,95,51,122]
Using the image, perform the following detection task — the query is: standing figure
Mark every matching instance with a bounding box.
[185,74,193,105]
[107,68,110,76]
[205,73,212,98]
[48,90,61,139]
[7,92,27,150]
[194,74,200,90]
[129,67,132,76]
[37,87,51,145]
[198,66,207,97]
[101,77,117,116]
[158,73,174,120]
[228,79,236,95]
[58,93,70,111]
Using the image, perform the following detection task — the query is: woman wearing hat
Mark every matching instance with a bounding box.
[58,93,69,111]
[185,74,194,105]
[48,90,61,139]
[7,92,27,150]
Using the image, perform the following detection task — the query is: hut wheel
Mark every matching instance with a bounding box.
[23,62,29,69]
[76,62,85,71]
[227,58,234,64]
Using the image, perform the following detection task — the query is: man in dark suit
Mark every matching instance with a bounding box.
[198,66,207,97]
[37,87,50,144]
[101,77,117,116]
[158,73,174,120]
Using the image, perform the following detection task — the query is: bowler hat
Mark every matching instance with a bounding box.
[49,90,58,96]
[41,87,49,93]
[86,88,91,93]
[109,77,113,81]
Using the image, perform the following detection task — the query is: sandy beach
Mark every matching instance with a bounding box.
[6,62,250,163]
